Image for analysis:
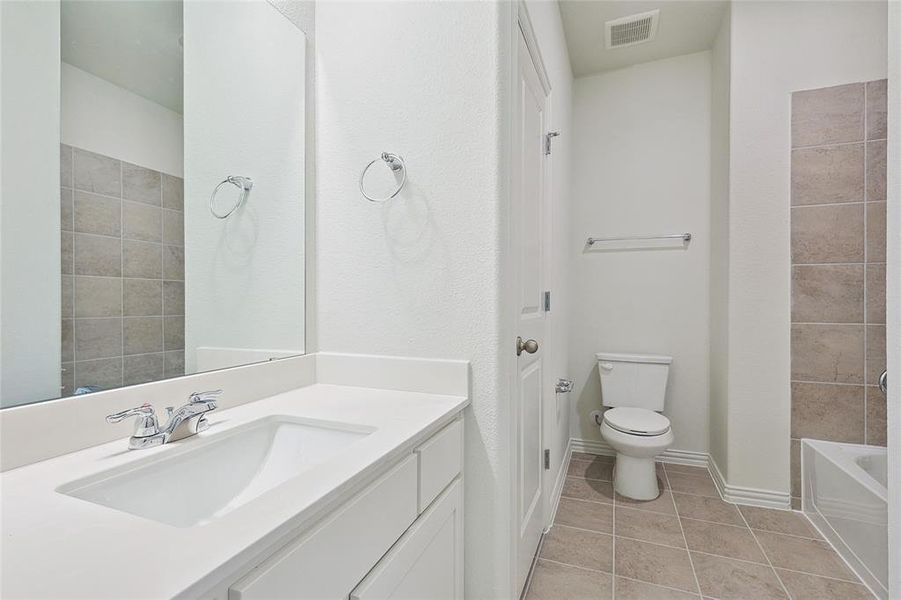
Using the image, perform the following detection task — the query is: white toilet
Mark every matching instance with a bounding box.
[596,352,674,500]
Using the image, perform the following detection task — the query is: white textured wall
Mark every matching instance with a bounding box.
[184,0,306,372]
[708,10,730,477]
[726,0,887,492]
[61,63,183,177]
[0,0,61,407]
[569,52,712,454]
[314,2,510,596]
[524,0,574,523]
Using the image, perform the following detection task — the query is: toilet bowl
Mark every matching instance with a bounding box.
[600,407,673,500]
[595,352,674,500]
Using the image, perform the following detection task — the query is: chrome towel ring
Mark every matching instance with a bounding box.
[210,175,254,219]
[360,152,406,202]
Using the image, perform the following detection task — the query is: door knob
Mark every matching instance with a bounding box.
[516,336,539,356]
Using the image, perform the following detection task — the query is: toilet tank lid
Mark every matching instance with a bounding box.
[595,352,672,364]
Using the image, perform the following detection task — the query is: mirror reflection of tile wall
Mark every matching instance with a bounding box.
[61,145,185,396]
[789,79,887,509]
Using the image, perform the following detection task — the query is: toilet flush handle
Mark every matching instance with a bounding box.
[599,363,614,371]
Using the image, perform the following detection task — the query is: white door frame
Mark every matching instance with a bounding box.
[886,5,899,595]
[508,2,554,596]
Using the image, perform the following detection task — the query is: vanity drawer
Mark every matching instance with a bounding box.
[415,419,462,513]
[229,455,418,600]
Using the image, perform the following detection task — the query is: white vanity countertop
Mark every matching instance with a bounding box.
[0,383,468,599]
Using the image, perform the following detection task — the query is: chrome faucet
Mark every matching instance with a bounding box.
[106,390,222,450]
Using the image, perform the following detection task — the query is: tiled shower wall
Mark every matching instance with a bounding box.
[790,80,887,508]
[60,145,185,396]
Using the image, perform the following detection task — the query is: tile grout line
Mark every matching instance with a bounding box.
[735,505,793,598]
[863,81,869,443]
[663,464,704,598]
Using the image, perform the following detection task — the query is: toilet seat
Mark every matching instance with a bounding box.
[603,407,670,437]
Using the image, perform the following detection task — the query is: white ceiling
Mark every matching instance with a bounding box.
[558,0,728,78]
[61,0,183,114]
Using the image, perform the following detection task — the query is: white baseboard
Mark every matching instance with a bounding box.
[570,438,708,468]
[544,438,573,531]
[709,457,791,510]
[570,438,790,510]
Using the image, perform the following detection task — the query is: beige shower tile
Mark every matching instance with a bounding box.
[162,174,184,211]
[790,382,864,443]
[123,316,163,355]
[61,232,74,275]
[866,263,885,324]
[74,318,122,360]
[74,357,122,390]
[866,79,887,140]
[162,209,184,246]
[61,319,73,363]
[791,144,864,205]
[163,246,185,280]
[866,386,887,446]
[164,350,185,378]
[555,497,613,533]
[791,324,864,384]
[124,279,162,316]
[163,281,184,316]
[562,476,614,504]
[123,200,162,242]
[163,316,184,351]
[791,265,863,323]
[866,202,886,262]
[681,519,767,563]
[526,559,612,600]
[614,538,697,593]
[615,507,685,547]
[866,140,886,202]
[60,187,74,231]
[791,83,864,147]
[74,148,121,196]
[791,204,864,264]
[540,525,613,573]
[61,275,74,319]
[74,233,122,277]
[74,276,122,318]
[672,493,743,526]
[755,531,856,580]
[123,162,161,205]
[74,191,121,237]
[60,144,73,187]
[866,325,886,385]
[123,240,162,279]
[124,353,164,386]
[739,506,821,539]
[691,553,787,600]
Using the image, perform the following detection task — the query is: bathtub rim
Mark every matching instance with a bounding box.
[800,438,887,502]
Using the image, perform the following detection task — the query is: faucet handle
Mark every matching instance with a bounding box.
[189,389,222,405]
[106,404,160,438]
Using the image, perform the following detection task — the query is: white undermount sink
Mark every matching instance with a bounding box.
[58,416,375,527]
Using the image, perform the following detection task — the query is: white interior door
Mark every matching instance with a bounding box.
[512,20,549,596]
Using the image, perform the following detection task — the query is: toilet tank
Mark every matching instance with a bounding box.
[596,352,672,411]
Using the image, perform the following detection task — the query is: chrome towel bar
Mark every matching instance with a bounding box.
[586,233,691,246]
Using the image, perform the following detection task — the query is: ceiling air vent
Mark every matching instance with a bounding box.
[605,10,659,49]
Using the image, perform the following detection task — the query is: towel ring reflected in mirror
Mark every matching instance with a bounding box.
[360,152,406,202]
[210,175,254,219]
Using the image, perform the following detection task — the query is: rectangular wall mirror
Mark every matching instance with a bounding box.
[0,0,306,408]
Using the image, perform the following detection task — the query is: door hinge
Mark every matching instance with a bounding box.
[545,131,560,155]
[544,449,551,470]
[544,291,551,312]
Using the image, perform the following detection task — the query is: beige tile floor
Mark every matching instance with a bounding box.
[524,452,874,600]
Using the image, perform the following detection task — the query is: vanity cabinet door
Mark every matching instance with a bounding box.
[350,479,463,600]
[229,456,418,600]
